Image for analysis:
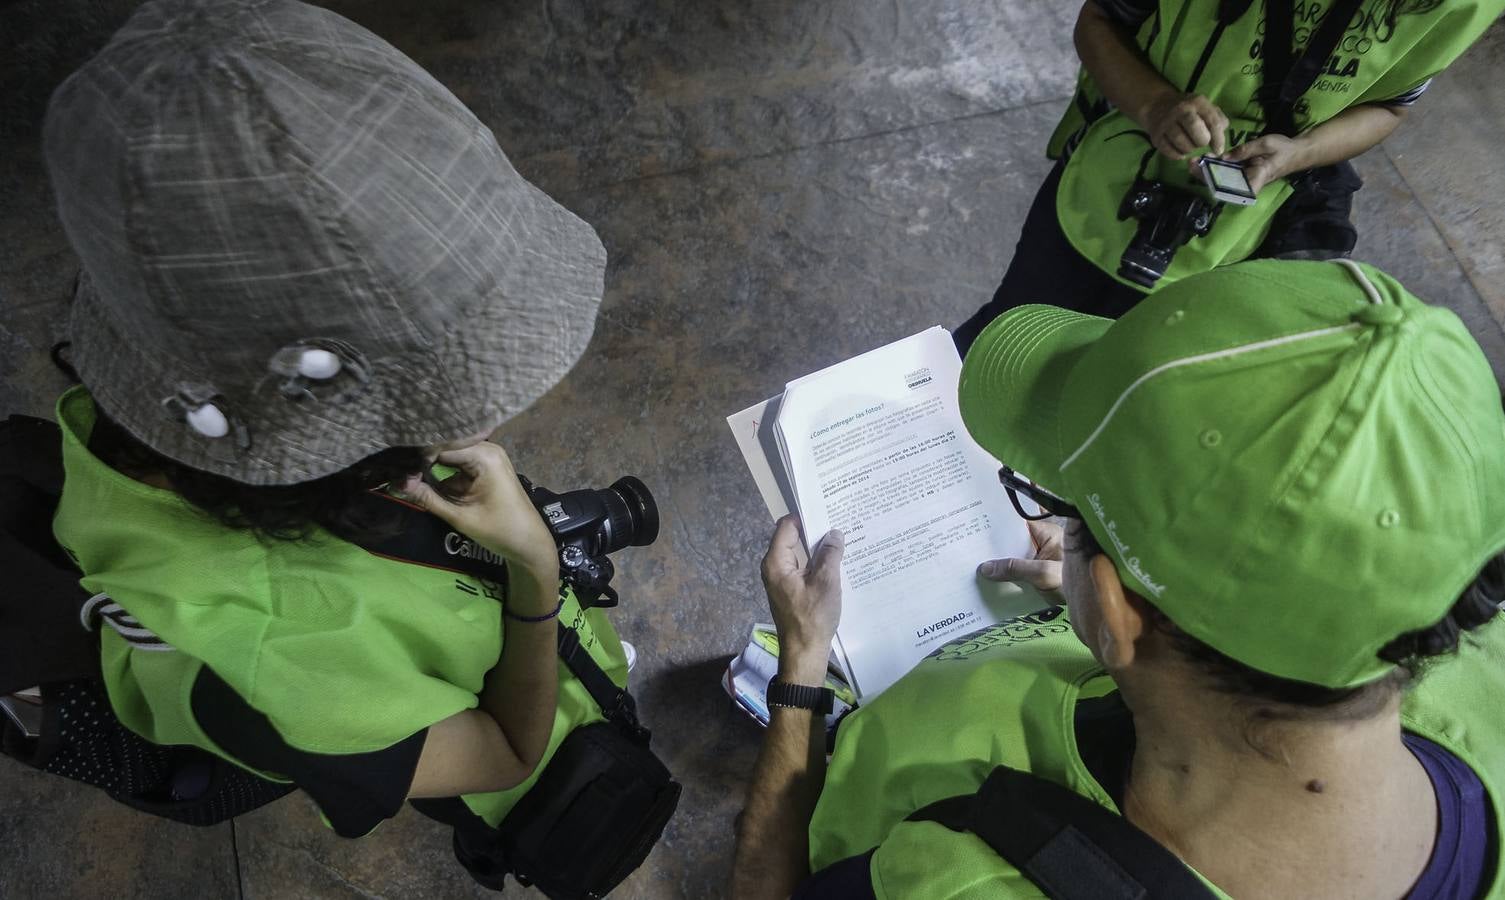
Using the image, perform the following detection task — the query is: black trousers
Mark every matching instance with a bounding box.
[953,161,1146,356]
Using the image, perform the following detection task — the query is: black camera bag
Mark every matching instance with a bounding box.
[495,626,680,899]
[412,619,681,898]
[484,720,678,897]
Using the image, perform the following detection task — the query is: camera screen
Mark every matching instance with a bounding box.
[1207,161,1253,195]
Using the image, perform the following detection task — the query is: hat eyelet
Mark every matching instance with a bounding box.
[1377,509,1400,529]
[1199,428,1222,448]
[161,386,251,452]
[268,339,371,402]
[296,348,342,380]
[186,403,229,438]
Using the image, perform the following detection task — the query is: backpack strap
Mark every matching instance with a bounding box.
[906,765,1215,900]
[0,415,101,695]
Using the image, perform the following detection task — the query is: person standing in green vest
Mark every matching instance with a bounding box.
[952,0,1505,353]
[40,0,636,861]
[734,259,1505,898]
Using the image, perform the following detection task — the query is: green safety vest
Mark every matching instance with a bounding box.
[1049,0,1504,290]
[51,387,627,828]
[808,606,1505,898]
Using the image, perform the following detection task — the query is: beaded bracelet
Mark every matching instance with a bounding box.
[503,597,565,623]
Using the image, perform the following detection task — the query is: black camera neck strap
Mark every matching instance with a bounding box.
[348,491,649,742]
[1221,0,1367,136]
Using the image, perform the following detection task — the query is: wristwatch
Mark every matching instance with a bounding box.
[767,680,835,715]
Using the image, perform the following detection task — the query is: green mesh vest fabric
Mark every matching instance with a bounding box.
[51,387,627,827]
[1048,0,1503,290]
[808,608,1505,898]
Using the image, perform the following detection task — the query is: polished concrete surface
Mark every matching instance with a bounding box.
[2,2,1504,897]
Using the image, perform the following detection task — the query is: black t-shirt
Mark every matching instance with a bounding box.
[191,665,427,837]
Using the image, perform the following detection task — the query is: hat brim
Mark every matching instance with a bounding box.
[958,305,1112,499]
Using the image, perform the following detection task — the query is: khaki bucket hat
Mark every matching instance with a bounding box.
[44,0,606,485]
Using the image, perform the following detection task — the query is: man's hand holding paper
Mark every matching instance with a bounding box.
[761,516,845,685]
[977,519,1065,600]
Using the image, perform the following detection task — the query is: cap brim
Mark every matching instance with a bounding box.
[958,305,1111,498]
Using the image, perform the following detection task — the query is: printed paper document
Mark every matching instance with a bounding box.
[728,327,1042,699]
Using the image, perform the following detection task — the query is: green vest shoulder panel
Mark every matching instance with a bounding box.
[53,388,626,825]
[809,608,1107,867]
[810,608,1505,898]
[1051,0,1504,290]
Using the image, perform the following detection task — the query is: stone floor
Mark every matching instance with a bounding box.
[2,2,1503,898]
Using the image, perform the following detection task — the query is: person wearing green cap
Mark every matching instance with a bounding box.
[950,0,1505,353]
[732,259,1505,898]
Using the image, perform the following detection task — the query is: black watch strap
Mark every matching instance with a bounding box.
[767,680,834,715]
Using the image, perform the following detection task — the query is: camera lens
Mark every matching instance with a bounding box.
[597,475,660,553]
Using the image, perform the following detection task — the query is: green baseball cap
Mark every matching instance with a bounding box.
[959,259,1505,688]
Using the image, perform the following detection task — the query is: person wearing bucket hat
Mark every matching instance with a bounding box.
[35,0,639,865]
[734,259,1505,898]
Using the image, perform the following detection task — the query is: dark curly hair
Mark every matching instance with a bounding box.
[56,342,436,543]
[1077,524,1505,720]
[88,411,431,543]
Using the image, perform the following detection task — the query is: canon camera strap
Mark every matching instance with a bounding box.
[906,765,1216,899]
[1221,0,1368,136]
[350,490,646,739]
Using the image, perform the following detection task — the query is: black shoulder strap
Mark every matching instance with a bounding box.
[907,766,1215,899]
[1259,0,1367,136]
[346,490,648,741]
[556,623,648,742]
[0,415,100,695]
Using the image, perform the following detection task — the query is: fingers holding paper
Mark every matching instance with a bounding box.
[977,519,1064,599]
[761,516,845,680]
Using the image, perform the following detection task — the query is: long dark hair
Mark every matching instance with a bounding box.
[56,342,429,543]
[1159,556,1503,720]
[89,411,429,542]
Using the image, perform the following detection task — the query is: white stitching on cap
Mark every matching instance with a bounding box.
[1086,493,1165,597]
[1335,259,1383,304]
[1059,324,1363,472]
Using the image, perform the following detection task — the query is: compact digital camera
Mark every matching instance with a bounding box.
[518,475,660,608]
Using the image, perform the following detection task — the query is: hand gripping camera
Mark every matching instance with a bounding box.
[518,475,660,609]
[1116,179,1223,289]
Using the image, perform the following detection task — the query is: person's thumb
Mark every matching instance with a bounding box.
[809,529,845,586]
[978,557,1058,589]
[393,474,449,516]
[1221,141,1255,162]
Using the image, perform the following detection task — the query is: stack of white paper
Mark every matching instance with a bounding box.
[728,327,1042,700]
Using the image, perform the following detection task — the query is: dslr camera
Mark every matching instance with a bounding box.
[518,475,659,609]
[1116,179,1222,289]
